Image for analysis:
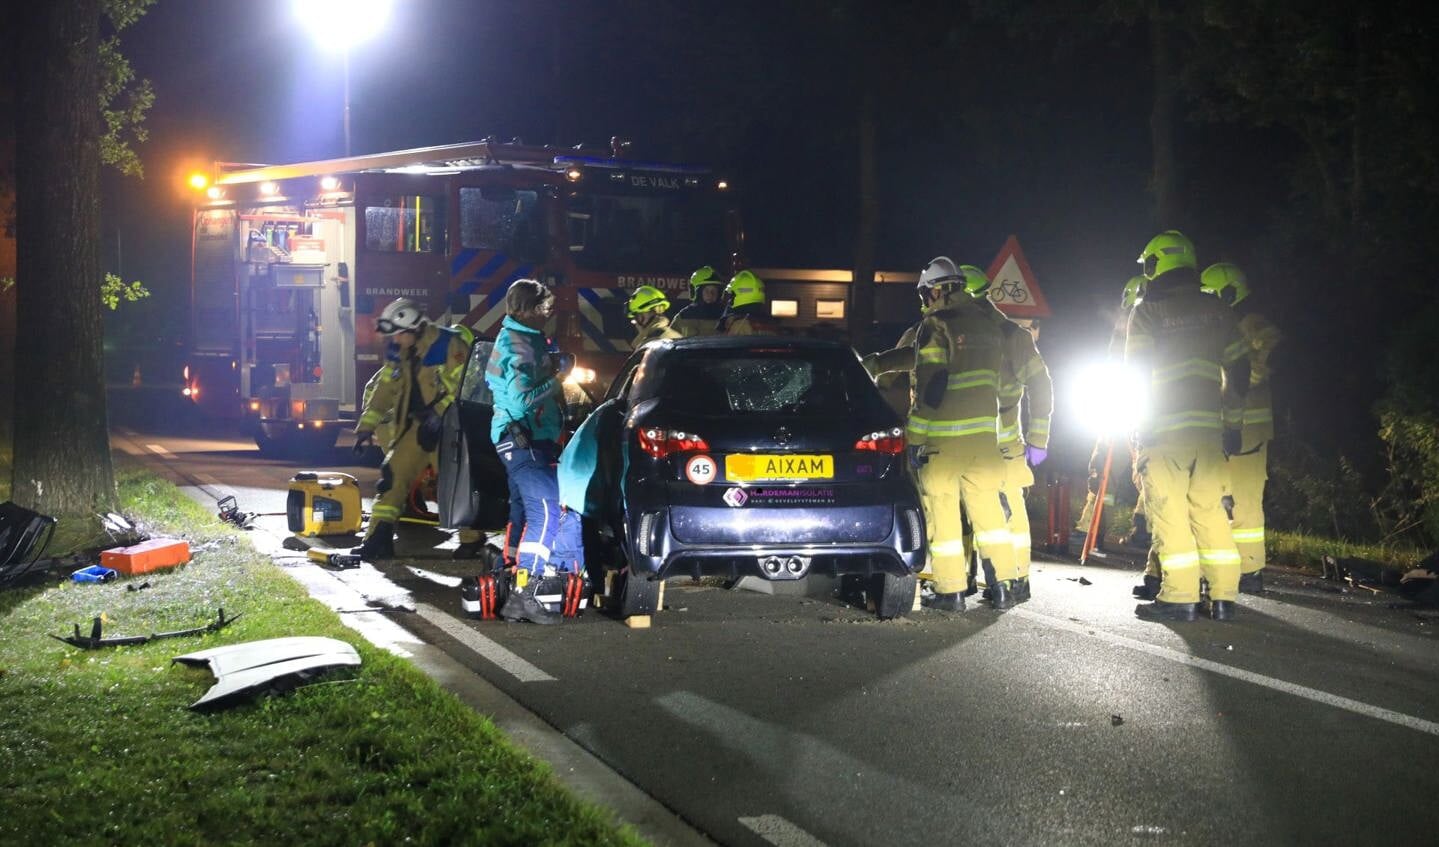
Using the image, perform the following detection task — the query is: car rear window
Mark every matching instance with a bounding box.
[653,349,872,416]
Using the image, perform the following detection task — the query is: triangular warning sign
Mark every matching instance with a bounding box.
[984,235,1051,319]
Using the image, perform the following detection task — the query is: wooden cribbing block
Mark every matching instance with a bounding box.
[100,538,191,576]
[623,615,652,629]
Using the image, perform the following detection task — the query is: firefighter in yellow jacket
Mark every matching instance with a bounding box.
[1202,262,1281,594]
[864,257,1016,611]
[976,263,1053,604]
[627,285,682,346]
[671,267,726,338]
[352,298,474,560]
[1126,232,1249,621]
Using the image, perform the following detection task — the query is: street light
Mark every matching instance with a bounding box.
[292,0,392,157]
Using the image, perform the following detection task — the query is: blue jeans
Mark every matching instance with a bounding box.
[494,439,583,575]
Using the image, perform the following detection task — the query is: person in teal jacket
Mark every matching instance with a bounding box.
[484,279,584,624]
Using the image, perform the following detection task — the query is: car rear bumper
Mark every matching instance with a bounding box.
[625,505,925,581]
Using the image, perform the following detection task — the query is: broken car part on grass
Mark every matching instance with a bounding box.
[0,501,57,584]
[51,607,239,650]
[173,636,361,710]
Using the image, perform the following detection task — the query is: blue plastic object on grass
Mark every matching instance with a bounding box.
[72,565,119,584]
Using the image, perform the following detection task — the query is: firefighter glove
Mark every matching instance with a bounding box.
[421,410,444,442]
[908,445,930,471]
[1026,445,1048,466]
[352,430,374,456]
[1222,428,1243,457]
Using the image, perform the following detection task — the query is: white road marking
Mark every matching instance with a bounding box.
[414,603,556,683]
[1015,608,1439,737]
[144,443,178,460]
[739,815,829,847]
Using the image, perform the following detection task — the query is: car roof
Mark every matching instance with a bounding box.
[647,335,853,354]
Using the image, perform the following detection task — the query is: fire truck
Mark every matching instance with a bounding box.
[186,139,743,453]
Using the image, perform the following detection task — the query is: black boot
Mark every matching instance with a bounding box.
[1209,600,1237,621]
[1135,599,1199,622]
[1238,572,1265,595]
[500,575,561,625]
[351,521,395,561]
[1014,576,1031,603]
[1132,575,1161,600]
[980,560,1017,610]
[988,579,1017,610]
[921,591,966,612]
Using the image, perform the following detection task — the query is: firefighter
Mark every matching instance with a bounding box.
[864,257,1016,611]
[1202,262,1281,594]
[352,298,474,560]
[1127,232,1250,621]
[718,270,777,335]
[975,263,1053,603]
[627,285,682,346]
[671,266,726,337]
[485,279,585,624]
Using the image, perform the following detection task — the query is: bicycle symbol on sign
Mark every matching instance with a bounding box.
[989,278,1028,304]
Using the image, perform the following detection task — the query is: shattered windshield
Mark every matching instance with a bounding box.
[654,350,871,416]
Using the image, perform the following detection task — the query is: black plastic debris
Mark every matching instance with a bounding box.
[52,608,239,650]
[0,501,58,585]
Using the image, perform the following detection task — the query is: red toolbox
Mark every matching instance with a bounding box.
[100,538,191,576]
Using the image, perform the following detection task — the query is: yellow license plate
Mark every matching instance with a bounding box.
[725,454,834,482]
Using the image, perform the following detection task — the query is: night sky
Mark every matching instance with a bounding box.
[103,0,1304,464]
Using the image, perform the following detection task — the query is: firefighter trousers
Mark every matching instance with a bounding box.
[1227,443,1268,574]
[1136,440,1240,603]
[917,437,1016,595]
[1001,456,1034,579]
[367,425,438,538]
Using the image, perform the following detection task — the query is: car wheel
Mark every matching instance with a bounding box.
[608,567,662,618]
[872,572,916,620]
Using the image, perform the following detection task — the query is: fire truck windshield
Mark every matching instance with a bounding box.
[566,190,727,274]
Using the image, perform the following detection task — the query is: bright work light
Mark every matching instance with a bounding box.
[188,173,209,190]
[1070,359,1150,436]
[292,0,391,51]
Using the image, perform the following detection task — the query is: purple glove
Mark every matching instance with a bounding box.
[1026,445,1048,466]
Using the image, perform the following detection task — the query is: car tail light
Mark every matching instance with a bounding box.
[637,428,710,459]
[855,427,905,454]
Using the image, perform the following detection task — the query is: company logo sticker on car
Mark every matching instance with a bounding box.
[722,488,749,508]
[685,454,717,485]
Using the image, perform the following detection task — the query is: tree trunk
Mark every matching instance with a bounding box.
[12,0,117,521]
[849,74,878,348]
[1148,6,1182,229]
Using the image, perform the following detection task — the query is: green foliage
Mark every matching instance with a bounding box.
[99,0,157,177]
[1373,297,1439,547]
[1266,440,1375,540]
[100,272,149,310]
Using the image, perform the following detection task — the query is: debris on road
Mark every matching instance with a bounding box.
[1066,576,1094,586]
[407,565,463,588]
[52,608,239,649]
[1399,552,1439,606]
[1111,714,1124,726]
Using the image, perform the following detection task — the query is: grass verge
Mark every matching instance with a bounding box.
[1268,530,1426,573]
[0,468,645,847]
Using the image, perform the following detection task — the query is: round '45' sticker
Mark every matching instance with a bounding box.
[685,454,717,485]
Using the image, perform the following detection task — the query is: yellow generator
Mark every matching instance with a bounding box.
[287,472,362,537]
